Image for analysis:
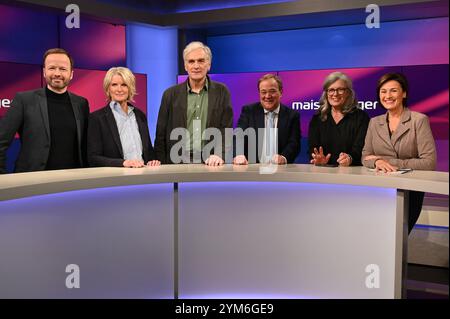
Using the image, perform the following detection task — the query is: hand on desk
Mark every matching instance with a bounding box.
[205,155,224,166]
[233,155,248,165]
[146,160,161,167]
[123,159,145,168]
[232,154,286,165]
[310,147,331,166]
[337,152,352,167]
[374,158,398,173]
[271,154,287,165]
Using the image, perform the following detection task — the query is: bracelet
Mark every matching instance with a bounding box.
[347,154,353,163]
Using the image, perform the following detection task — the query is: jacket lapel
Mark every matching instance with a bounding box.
[256,104,265,129]
[68,93,82,149]
[277,105,288,142]
[376,113,393,147]
[206,77,216,127]
[391,108,411,146]
[178,81,188,128]
[37,89,50,140]
[256,104,265,159]
[135,111,149,159]
[105,106,124,157]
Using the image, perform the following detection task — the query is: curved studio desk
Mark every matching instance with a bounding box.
[0,164,448,299]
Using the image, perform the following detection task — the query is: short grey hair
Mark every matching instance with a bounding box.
[183,41,212,63]
[317,72,358,121]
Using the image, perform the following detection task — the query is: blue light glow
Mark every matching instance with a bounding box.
[126,23,178,141]
[208,18,449,73]
[176,0,296,13]
[0,183,172,206]
[179,181,396,196]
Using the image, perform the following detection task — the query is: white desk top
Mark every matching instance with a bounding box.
[0,164,448,201]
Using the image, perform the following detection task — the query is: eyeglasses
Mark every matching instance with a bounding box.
[326,88,348,95]
[260,89,279,96]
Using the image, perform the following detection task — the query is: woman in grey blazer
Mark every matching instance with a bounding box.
[362,72,436,233]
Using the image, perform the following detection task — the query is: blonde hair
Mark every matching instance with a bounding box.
[103,67,137,102]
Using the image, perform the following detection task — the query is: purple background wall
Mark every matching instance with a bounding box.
[0,3,142,172]
[179,64,448,171]
[0,2,448,171]
[203,15,449,170]
[59,16,126,70]
[0,4,58,65]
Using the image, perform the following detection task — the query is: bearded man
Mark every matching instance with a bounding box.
[0,48,89,173]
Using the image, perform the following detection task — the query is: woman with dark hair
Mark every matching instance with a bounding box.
[88,67,160,168]
[308,72,369,166]
[362,72,436,233]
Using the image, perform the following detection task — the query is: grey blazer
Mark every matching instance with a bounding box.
[0,88,89,173]
[362,108,436,170]
[154,77,233,164]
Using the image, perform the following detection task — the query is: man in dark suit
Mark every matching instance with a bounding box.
[154,41,233,166]
[233,74,301,165]
[0,48,89,174]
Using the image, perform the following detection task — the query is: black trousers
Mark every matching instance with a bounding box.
[408,191,425,234]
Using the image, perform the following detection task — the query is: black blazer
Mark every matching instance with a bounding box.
[87,104,155,167]
[154,77,233,164]
[0,88,89,174]
[308,108,369,166]
[236,102,301,163]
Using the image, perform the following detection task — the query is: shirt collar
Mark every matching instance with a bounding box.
[109,101,134,115]
[264,104,280,115]
[187,77,209,93]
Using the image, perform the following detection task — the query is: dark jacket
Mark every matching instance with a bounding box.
[87,104,156,167]
[0,88,89,173]
[154,77,233,164]
[236,102,301,163]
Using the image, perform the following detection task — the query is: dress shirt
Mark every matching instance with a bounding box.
[109,101,143,161]
[260,105,280,163]
[186,80,209,153]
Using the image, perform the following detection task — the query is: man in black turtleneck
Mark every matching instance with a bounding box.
[0,48,89,173]
[44,86,81,170]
